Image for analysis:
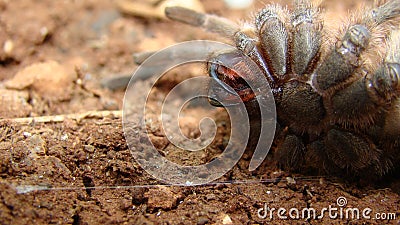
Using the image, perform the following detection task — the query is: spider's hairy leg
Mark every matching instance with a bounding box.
[277,81,326,134]
[300,128,390,177]
[165,6,241,39]
[312,0,400,93]
[290,0,322,76]
[234,32,275,85]
[371,30,400,156]
[255,4,289,78]
[366,0,400,25]
[383,98,400,141]
[272,1,325,134]
[319,30,400,177]
[328,30,400,126]
[324,129,384,176]
[276,135,305,172]
[305,140,336,174]
[312,24,370,92]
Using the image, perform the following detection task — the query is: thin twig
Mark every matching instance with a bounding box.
[0,110,123,124]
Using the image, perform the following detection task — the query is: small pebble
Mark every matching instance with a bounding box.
[61,134,69,141]
[222,214,233,224]
[84,145,95,153]
[23,132,32,138]
[3,40,13,55]
[39,26,49,38]
[286,177,296,185]
[197,216,209,225]
[0,89,31,118]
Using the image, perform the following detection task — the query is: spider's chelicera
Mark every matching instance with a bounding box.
[207,50,258,106]
[165,0,400,179]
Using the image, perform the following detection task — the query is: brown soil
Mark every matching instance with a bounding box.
[0,0,399,224]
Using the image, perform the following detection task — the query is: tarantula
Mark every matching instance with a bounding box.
[161,0,400,179]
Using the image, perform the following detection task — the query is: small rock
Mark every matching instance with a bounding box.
[132,188,147,205]
[120,198,132,210]
[286,177,298,190]
[205,193,216,201]
[149,135,169,150]
[23,132,32,138]
[26,134,46,159]
[101,97,119,110]
[286,177,296,185]
[60,134,69,141]
[145,186,183,210]
[0,89,32,118]
[39,26,50,42]
[84,145,95,153]
[5,60,77,101]
[222,214,233,224]
[197,216,209,225]
[3,40,13,55]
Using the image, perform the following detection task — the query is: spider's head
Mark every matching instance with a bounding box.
[207,50,259,107]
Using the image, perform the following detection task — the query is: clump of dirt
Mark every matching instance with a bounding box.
[0,0,398,224]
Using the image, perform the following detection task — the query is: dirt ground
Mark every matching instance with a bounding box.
[0,0,399,224]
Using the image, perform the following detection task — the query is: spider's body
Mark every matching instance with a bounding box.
[165,0,400,178]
